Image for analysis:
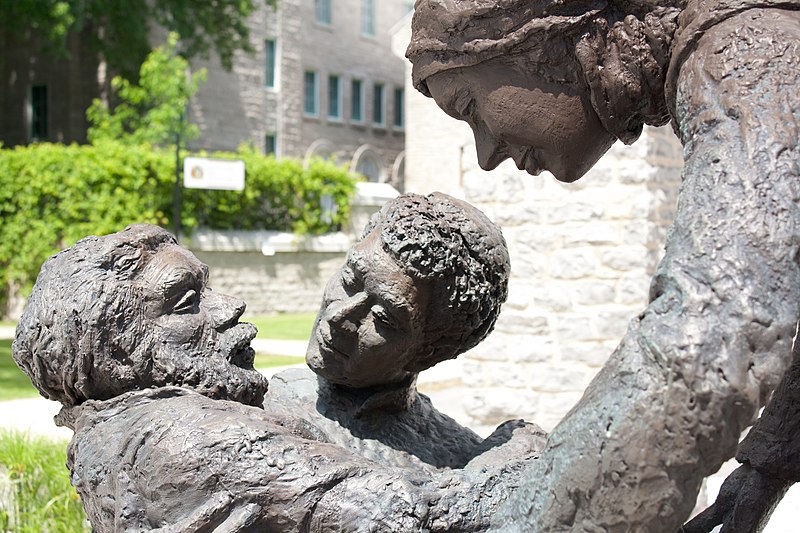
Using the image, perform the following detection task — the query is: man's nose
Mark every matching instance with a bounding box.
[328,292,369,327]
[205,291,246,329]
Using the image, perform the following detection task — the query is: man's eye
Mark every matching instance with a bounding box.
[172,289,198,314]
[371,305,396,328]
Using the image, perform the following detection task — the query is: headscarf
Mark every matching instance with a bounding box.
[407,0,607,96]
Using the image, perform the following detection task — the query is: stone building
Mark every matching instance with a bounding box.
[392,21,684,432]
[0,29,101,146]
[0,1,410,185]
[188,0,410,186]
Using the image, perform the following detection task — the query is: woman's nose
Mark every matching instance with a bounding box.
[474,124,506,171]
[205,290,246,330]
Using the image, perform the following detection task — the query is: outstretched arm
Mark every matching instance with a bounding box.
[69,389,530,532]
[495,9,800,532]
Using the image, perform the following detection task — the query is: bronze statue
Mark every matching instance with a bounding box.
[266,192,546,471]
[13,221,541,531]
[409,0,800,531]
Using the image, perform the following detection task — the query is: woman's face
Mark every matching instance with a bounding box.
[425,56,616,182]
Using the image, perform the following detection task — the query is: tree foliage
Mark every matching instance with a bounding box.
[87,33,206,146]
[0,0,276,75]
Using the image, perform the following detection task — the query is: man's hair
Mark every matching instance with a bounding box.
[14,224,269,408]
[362,192,510,371]
[13,224,175,406]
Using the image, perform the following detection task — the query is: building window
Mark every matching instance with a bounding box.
[328,75,341,119]
[30,85,47,141]
[372,83,384,126]
[361,0,375,36]
[393,87,404,128]
[353,147,383,182]
[265,134,276,155]
[264,39,277,88]
[315,0,331,25]
[351,79,364,122]
[304,71,318,116]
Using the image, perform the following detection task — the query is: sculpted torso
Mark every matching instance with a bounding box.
[408,0,800,531]
[9,0,800,531]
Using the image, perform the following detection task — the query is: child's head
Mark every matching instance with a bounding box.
[306,192,509,388]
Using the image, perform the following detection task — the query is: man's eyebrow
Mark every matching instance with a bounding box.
[158,268,201,293]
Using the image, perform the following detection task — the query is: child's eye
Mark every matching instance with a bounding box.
[341,267,357,289]
[172,289,198,314]
[371,305,396,329]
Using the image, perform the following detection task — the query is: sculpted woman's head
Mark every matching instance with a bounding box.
[13,224,268,407]
[306,193,510,389]
[407,0,682,182]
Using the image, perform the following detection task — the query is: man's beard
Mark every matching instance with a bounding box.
[151,342,269,408]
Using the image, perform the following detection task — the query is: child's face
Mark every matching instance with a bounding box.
[306,227,429,389]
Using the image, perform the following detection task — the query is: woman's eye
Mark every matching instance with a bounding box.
[172,289,198,314]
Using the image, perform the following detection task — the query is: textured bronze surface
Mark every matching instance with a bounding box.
[410,1,800,531]
[13,195,549,531]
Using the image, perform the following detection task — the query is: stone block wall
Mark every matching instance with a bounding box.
[457,127,683,431]
[187,231,350,316]
[191,248,344,316]
[396,21,684,430]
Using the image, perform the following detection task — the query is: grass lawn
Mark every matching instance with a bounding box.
[248,312,316,341]
[0,339,39,401]
[0,430,90,531]
[254,354,304,369]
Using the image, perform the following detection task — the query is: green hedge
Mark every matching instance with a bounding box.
[0,141,358,311]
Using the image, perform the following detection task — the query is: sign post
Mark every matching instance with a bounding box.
[173,129,182,239]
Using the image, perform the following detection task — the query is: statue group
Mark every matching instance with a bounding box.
[12,0,800,531]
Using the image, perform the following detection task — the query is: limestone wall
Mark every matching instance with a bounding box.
[187,231,349,317]
[398,22,684,431]
[457,127,683,431]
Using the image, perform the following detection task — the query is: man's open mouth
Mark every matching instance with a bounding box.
[223,322,257,368]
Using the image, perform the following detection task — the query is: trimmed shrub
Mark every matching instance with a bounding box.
[0,141,358,312]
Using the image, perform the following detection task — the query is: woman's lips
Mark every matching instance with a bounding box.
[512,147,544,176]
